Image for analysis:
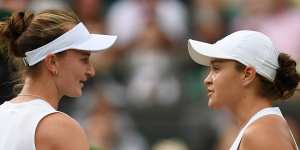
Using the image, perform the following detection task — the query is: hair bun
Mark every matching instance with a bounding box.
[274,53,300,99]
[0,11,34,57]
[7,11,34,41]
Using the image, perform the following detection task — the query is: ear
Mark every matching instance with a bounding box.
[241,66,256,86]
[43,54,59,76]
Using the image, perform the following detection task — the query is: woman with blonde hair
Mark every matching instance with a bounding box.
[188,30,300,150]
[0,10,116,150]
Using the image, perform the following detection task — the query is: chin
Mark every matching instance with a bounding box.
[74,91,82,97]
[66,90,82,98]
[208,103,217,109]
[208,99,222,109]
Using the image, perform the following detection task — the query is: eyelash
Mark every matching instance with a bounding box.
[81,58,89,64]
[211,66,220,72]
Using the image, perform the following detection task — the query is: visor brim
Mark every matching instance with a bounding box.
[71,34,117,52]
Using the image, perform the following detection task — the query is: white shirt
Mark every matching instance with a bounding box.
[0,99,57,150]
[230,107,299,150]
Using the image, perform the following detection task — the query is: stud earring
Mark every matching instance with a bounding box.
[54,70,58,76]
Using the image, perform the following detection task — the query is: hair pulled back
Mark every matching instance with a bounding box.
[0,9,80,92]
[0,9,80,62]
[258,53,300,100]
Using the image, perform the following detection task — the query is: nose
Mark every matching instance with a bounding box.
[86,64,96,78]
[204,71,212,86]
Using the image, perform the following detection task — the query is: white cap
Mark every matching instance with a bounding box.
[24,22,117,66]
[188,30,280,82]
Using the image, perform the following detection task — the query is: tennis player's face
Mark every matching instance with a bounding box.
[204,59,244,109]
[56,50,95,97]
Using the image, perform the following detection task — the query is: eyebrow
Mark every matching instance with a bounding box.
[210,59,228,65]
[79,51,91,56]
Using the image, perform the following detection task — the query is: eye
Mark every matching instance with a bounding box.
[211,65,220,72]
[81,57,90,64]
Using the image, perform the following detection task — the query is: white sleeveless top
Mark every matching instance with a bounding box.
[0,99,58,150]
[230,107,299,150]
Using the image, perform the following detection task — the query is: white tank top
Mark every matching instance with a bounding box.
[230,107,299,150]
[0,99,58,150]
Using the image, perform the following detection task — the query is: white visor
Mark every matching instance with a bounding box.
[24,22,117,66]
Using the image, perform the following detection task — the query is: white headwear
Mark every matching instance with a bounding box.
[24,22,117,66]
[188,30,279,82]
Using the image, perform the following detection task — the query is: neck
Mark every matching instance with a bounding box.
[18,76,62,109]
[227,95,272,128]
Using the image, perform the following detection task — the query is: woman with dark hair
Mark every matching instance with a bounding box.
[187,30,300,150]
[0,10,116,150]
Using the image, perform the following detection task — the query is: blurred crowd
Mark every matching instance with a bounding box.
[1,0,300,150]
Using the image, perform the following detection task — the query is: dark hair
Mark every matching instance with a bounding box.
[272,53,300,99]
[235,53,300,100]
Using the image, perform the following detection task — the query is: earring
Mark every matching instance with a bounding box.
[54,70,58,76]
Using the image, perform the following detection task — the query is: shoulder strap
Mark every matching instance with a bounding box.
[289,128,299,150]
[230,107,283,150]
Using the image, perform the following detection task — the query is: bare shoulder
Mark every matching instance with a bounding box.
[35,112,89,150]
[239,115,295,150]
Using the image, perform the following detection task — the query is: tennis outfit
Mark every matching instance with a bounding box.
[0,99,58,150]
[0,22,117,150]
[230,107,299,150]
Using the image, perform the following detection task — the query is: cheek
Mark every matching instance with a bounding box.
[56,72,75,91]
[59,60,82,78]
[56,69,84,97]
[213,73,242,102]
[57,65,80,87]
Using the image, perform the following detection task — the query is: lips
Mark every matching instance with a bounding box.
[207,89,214,97]
[79,80,86,88]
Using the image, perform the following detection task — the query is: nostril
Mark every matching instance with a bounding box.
[86,65,96,78]
[90,66,96,77]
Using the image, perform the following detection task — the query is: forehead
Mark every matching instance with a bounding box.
[210,59,236,65]
[66,49,91,56]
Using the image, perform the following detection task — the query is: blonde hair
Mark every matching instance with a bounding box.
[1,10,80,58]
[0,9,80,92]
